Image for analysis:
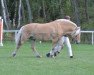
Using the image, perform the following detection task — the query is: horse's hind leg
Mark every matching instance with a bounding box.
[12,32,28,57]
[31,40,42,58]
[12,40,22,57]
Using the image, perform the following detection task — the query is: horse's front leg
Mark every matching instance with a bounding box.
[46,37,64,57]
[46,38,59,58]
[31,40,42,58]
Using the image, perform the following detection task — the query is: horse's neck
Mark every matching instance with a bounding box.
[63,25,77,35]
[62,24,75,31]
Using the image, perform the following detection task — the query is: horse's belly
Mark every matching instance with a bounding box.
[34,33,51,41]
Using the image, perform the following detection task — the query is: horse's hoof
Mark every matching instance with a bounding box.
[12,53,16,57]
[50,55,55,58]
[46,53,55,58]
[54,51,60,56]
[36,55,42,58]
[46,53,50,57]
[70,56,73,58]
[54,53,57,56]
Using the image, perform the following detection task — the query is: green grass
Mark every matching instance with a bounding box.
[0,41,94,75]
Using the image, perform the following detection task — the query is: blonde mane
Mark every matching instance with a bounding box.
[56,19,77,27]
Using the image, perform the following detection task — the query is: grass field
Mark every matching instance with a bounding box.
[0,41,94,75]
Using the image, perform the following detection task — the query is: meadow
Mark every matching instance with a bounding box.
[0,41,94,75]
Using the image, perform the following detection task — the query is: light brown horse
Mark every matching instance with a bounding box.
[12,19,81,57]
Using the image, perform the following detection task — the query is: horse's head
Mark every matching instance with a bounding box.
[56,19,81,44]
[71,27,81,44]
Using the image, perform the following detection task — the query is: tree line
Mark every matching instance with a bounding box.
[0,0,94,30]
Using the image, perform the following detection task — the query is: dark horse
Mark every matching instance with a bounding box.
[12,19,81,58]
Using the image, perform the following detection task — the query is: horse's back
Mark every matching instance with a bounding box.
[19,23,53,40]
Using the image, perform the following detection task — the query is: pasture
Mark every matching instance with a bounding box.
[0,41,94,75]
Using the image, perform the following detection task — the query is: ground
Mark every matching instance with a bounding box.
[0,41,94,75]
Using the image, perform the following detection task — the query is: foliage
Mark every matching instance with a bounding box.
[1,0,94,29]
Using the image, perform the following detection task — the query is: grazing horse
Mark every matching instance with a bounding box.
[12,19,81,58]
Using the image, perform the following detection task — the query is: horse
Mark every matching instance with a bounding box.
[12,19,81,58]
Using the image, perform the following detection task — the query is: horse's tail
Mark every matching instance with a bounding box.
[15,27,23,45]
